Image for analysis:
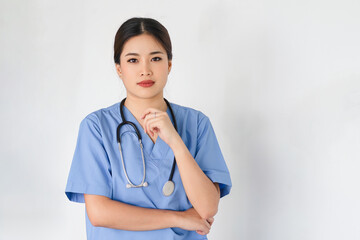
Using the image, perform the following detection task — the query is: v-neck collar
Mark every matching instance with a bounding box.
[120,102,174,160]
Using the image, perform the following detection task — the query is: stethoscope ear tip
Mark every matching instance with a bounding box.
[126,184,131,188]
[143,182,148,187]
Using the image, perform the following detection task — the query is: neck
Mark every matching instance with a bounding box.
[124,94,168,122]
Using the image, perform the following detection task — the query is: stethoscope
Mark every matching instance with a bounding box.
[116,97,178,197]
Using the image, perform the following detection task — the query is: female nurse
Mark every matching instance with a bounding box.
[65,17,232,240]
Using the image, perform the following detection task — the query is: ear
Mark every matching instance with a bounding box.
[115,63,122,77]
[168,60,172,74]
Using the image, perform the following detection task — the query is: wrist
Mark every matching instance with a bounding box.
[169,210,183,228]
[169,133,184,152]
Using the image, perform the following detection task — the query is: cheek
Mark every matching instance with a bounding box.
[155,63,170,75]
[121,76,135,87]
[121,66,139,81]
[119,70,134,86]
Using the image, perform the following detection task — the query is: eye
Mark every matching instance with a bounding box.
[127,58,138,63]
[152,57,162,61]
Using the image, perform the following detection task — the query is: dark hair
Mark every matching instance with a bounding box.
[114,17,172,65]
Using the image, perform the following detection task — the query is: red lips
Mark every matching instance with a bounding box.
[137,80,155,87]
[138,80,154,84]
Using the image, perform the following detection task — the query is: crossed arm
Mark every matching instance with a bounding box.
[85,133,221,231]
[84,182,219,231]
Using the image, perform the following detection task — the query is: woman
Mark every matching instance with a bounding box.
[65,17,232,239]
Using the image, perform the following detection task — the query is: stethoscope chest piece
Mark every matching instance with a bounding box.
[162,180,175,196]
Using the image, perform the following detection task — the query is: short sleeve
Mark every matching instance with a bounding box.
[65,115,112,203]
[194,114,232,198]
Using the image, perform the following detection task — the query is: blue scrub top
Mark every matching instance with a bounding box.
[65,101,232,240]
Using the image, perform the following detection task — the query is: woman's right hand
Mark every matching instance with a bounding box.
[176,207,214,235]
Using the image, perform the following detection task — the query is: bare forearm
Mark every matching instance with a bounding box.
[169,135,220,219]
[85,195,180,231]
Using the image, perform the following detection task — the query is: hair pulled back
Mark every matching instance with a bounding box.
[114,17,172,65]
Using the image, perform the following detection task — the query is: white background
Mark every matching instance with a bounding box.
[1,0,360,239]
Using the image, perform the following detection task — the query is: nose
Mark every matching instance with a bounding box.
[140,61,152,76]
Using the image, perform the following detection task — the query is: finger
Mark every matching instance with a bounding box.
[207,217,214,222]
[146,118,160,136]
[196,230,205,235]
[198,227,209,235]
[141,108,164,119]
[196,221,210,234]
[205,220,211,229]
[143,113,158,134]
[207,217,214,225]
[141,110,153,120]
[143,112,159,134]
[202,227,210,235]
[152,127,159,136]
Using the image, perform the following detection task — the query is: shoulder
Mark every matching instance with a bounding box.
[79,102,120,129]
[169,101,208,119]
[168,101,211,130]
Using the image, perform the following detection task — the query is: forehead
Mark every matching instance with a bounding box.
[122,34,165,56]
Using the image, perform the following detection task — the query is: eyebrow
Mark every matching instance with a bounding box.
[124,51,164,57]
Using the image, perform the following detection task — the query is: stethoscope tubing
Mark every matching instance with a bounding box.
[117,97,178,193]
